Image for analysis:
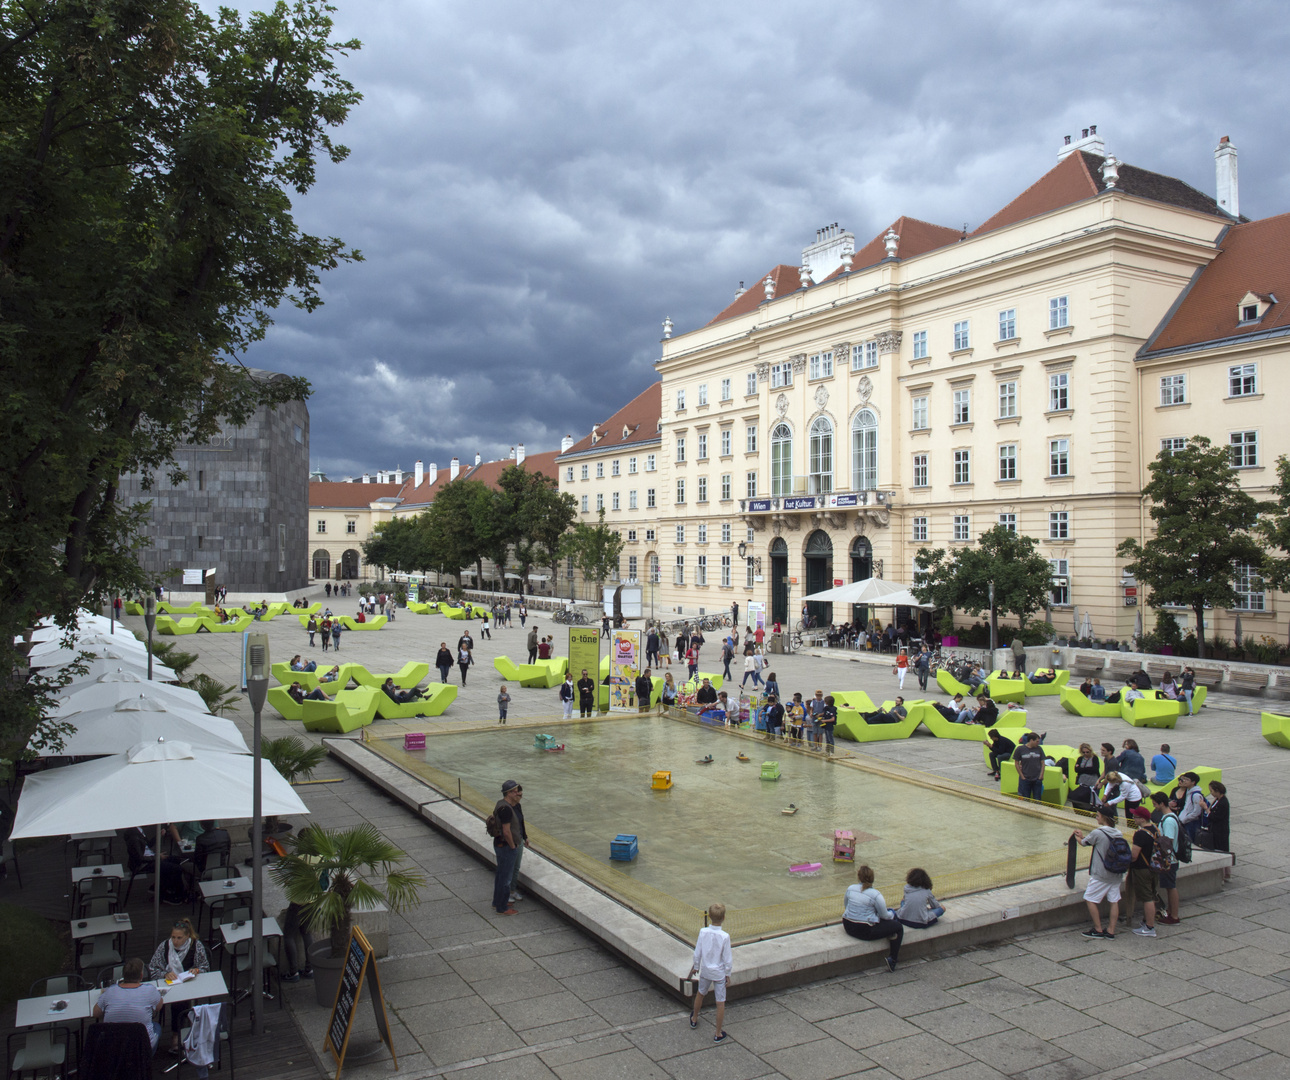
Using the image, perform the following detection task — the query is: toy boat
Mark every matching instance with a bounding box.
[544,744,565,753]
[736,753,750,762]
[789,862,822,873]
[781,804,797,815]
[695,754,714,764]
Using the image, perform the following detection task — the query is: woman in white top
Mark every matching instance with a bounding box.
[1098,771,1144,814]
[840,864,903,971]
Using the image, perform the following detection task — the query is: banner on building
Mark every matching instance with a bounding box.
[608,629,642,712]
[567,627,601,696]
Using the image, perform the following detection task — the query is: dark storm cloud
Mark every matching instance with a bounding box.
[234,0,1290,478]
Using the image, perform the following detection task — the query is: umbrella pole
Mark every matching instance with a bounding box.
[154,823,162,944]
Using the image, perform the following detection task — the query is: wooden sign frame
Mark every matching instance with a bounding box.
[324,925,397,1079]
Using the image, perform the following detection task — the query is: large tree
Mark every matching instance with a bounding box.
[913,525,1055,631]
[1117,437,1263,658]
[361,517,424,578]
[560,510,625,602]
[0,0,361,763]
[422,480,489,584]
[1257,455,1290,590]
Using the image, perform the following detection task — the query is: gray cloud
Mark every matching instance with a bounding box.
[237,0,1290,478]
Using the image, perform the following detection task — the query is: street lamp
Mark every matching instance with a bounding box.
[144,597,156,680]
[245,631,270,1036]
[737,541,747,559]
[988,580,997,660]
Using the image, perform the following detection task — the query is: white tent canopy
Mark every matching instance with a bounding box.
[11,739,307,839]
[28,642,150,670]
[33,698,249,757]
[801,577,933,609]
[39,655,177,683]
[29,631,147,656]
[52,671,204,713]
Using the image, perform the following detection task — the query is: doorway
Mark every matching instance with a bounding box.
[770,539,788,625]
[804,530,833,626]
[313,549,330,580]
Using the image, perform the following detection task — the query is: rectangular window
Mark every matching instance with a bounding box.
[676,524,685,544]
[675,436,686,463]
[611,491,620,510]
[628,555,638,580]
[1234,563,1266,610]
[611,459,620,476]
[747,526,755,543]
[721,522,732,543]
[1049,295,1069,329]
[566,466,574,482]
[197,470,205,491]
[953,449,971,484]
[1049,511,1070,540]
[645,528,655,542]
[581,464,589,480]
[912,453,928,487]
[646,454,656,471]
[721,474,731,500]
[278,523,287,573]
[698,383,708,406]
[581,495,589,512]
[650,554,660,583]
[953,514,970,541]
[596,493,604,511]
[912,330,928,360]
[912,516,928,542]
[720,378,731,401]
[747,557,755,588]
[998,308,1016,340]
[1160,437,1187,455]
[953,320,970,350]
[1049,438,1070,477]
[674,556,685,585]
[697,434,707,460]
[1050,559,1070,606]
[697,476,708,502]
[676,388,686,410]
[1049,372,1069,412]
[696,555,707,585]
[746,425,758,452]
[808,351,834,379]
[676,479,686,503]
[646,488,656,508]
[865,341,878,368]
[770,362,792,388]
[717,429,729,457]
[1160,374,1187,406]
[1230,430,1259,467]
[1229,363,1257,397]
[747,372,758,396]
[746,471,757,498]
[316,519,326,534]
[998,380,1017,418]
[697,524,707,545]
[721,555,731,586]
[911,395,928,430]
[953,388,971,424]
[999,444,1017,480]
[346,520,356,534]
[629,489,638,509]
[999,512,1017,533]
[627,529,637,541]
[596,461,604,478]
[628,456,638,474]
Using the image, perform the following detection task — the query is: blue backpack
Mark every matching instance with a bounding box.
[1100,830,1134,875]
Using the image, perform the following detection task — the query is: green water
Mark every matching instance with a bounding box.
[399,716,1072,910]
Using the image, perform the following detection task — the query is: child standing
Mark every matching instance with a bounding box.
[688,903,732,1042]
[497,685,511,724]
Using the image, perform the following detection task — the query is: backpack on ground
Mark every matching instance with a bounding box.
[1100,831,1134,875]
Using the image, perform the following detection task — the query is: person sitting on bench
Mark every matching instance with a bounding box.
[1029,668,1056,684]
[986,729,1016,779]
[290,654,317,673]
[382,677,423,704]
[864,697,907,724]
[974,694,999,727]
[287,681,326,703]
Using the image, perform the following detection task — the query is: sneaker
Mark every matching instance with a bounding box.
[1157,915,1181,925]
[501,907,518,915]
[1133,926,1157,937]
[689,1017,698,1029]
[1080,928,1105,938]
[885,956,897,972]
[713,1032,729,1043]
[509,891,522,902]
[281,973,301,983]
[1101,932,1115,939]
[301,968,314,979]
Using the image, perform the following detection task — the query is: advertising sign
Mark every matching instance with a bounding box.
[609,629,642,712]
[1123,585,1138,607]
[747,499,772,512]
[568,627,600,696]
[182,568,203,586]
[783,496,817,510]
[747,601,767,634]
[828,493,860,508]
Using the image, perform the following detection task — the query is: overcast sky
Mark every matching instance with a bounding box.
[240,0,1290,480]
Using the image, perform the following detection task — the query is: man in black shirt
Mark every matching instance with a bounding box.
[1013,733,1046,802]
[635,668,653,713]
[492,781,521,915]
[1125,814,1160,937]
[986,729,1016,779]
[764,694,784,739]
[576,669,596,717]
[695,678,718,705]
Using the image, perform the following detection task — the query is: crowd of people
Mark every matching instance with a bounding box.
[1073,664,1200,714]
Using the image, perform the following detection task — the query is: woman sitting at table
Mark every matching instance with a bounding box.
[93,957,163,1051]
[147,918,211,1055]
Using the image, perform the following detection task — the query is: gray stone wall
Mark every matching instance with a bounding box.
[117,383,310,594]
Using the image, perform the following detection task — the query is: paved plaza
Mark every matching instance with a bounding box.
[87,596,1290,1079]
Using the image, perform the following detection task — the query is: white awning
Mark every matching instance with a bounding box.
[527,574,549,581]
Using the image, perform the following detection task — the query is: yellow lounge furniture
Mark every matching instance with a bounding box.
[984,672,1026,704]
[1262,711,1290,749]
[1059,685,1123,718]
[1022,669,1070,696]
[271,661,349,692]
[302,688,381,733]
[935,669,975,697]
[346,661,430,689]
[158,600,206,615]
[373,683,458,719]
[834,699,922,741]
[1121,696,1180,729]
[337,615,387,631]
[921,703,1027,741]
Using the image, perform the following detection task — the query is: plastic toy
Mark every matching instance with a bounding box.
[789,862,822,873]
[736,752,750,762]
[833,830,856,863]
[781,804,797,815]
[610,834,639,861]
[651,770,673,790]
[534,733,557,750]
[760,761,781,780]
[403,733,426,752]
[696,754,714,764]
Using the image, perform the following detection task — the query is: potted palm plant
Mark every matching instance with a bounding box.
[272,823,425,1006]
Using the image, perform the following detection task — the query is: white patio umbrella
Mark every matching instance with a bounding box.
[28,639,148,669]
[52,671,205,712]
[1134,607,1144,642]
[34,698,249,757]
[38,654,177,683]
[801,576,934,608]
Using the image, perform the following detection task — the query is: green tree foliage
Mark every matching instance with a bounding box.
[361,517,423,576]
[1117,437,1263,659]
[1257,455,1290,590]
[422,480,489,582]
[913,525,1054,628]
[560,510,625,599]
[0,0,361,764]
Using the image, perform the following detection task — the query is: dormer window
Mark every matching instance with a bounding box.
[1238,291,1275,324]
[1242,305,1258,322]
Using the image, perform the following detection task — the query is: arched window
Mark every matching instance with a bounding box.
[809,417,833,494]
[852,409,877,490]
[770,423,793,496]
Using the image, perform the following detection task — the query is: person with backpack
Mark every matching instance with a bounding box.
[1124,809,1170,937]
[1149,790,1185,924]
[1175,772,1206,842]
[487,781,521,915]
[1072,805,1131,938]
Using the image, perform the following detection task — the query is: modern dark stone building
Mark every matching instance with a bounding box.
[117,370,310,596]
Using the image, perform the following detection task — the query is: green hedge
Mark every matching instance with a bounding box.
[0,901,69,1006]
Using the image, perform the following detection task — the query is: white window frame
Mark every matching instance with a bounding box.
[1160,437,1187,455]
[1233,563,1266,611]
[770,423,793,497]
[696,554,707,585]
[746,372,758,396]
[698,383,708,406]
[566,467,574,482]
[646,488,656,509]
[720,429,732,456]
[953,449,971,485]
[676,478,686,503]
[675,436,686,463]
[596,493,604,511]
[721,473,731,500]
[746,425,758,453]
[580,464,589,480]
[1049,438,1070,477]
[629,490,638,509]
[316,519,326,534]
[721,555,732,586]
[852,409,877,490]
[649,554,660,583]
[746,471,757,498]
[808,416,834,495]
[674,555,685,585]
[1160,374,1187,406]
[611,459,620,476]
[1229,364,1257,397]
[675,524,685,544]
[1049,372,1070,412]
[1230,430,1258,468]
[697,433,707,460]
[646,454,656,471]
[580,495,589,512]
[1049,510,1069,540]
[953,514,970,541]
[912,453,928,488]
[998,512,1017,533]
[596,461,604,478]
[611,491,620,510]
[912,330,928,360]
[720,377,731,401]
[998,380,1017,418]
[808,351,834,379]
[911,395,929,430]
[1049,295,1069,329]
[721,522,732,543]
[697,523,707,544]
[628,554,638,580]
[1050,558,1070,606]
[953,388,971,425]
[999,444,1017,480]
[697,476,708,502]
[953,320,970,350]
[676,388,686,410]
[912,516,928,542]
[998,308,1016,340]
[770,363,792,388]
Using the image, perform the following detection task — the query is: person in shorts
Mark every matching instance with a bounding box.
[1072,806,1124,938]
[1124,810,1161,937]
[688,903,732,1042]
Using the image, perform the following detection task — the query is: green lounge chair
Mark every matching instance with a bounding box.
[834,700,922,742]
[268,685,305,721]
[346,661,430,689]
[1058,686,1123,718]
[831,690,877,713]
[374,683,458,719]
[1120,696,1180,729]
[270,662,349,692]
[984,671,1026,704]
[681,671,724,693]
[1262,711,1290,749]
[406,601,437,614]
[935,669,979,697]
[999,760,1069,806]
[1022,669,1070,696]
[441,605,470,620]
[922,704,1027,741]
[337,615,387,631]
[155,615,208,636]
[158,600,206,615]
[208,614,253,633]
[1145,765,1222,799]
[301,688,380,733]
[123,601,146,616]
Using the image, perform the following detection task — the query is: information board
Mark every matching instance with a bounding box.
[608,629,642,712]
[324,926,397,1079]
[567,627,600,700]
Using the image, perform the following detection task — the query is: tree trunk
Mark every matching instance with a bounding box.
[1194,604,1207,659]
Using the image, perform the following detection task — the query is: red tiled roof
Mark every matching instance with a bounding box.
[462,450,562,489]
[558,382,662,458]
[397,471,451,508]
[821,217,963,280]
[1144,213,1290,353]
[706,265,804,326]
[309,481,403,508]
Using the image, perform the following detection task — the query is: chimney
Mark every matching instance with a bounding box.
[449,457,459,481]
[1215,136,1239,218]
[474,452,481,466]
[361,472,370,484]
[508,446,516,460]
[394,466,403,484]
[800,223,856,281]
[427,462,438,486]
[1058,124,1104,161]
[414,460,423,486]
[517,443,526,466]
[734,280,746,299]
[561,434,574,452]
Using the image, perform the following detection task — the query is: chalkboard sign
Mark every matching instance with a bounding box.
[324,926,396,1079]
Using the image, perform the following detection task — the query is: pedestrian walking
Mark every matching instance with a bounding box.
[498,686,510,724]
[436,643,453,683]
[518,602,527,627]
[915,646,930,692]
[331,620,342,651]
[896,648,908,690]
[458,643,473,685]
[306,615,318,647]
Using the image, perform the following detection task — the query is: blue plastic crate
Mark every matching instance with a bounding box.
[610,834,639,861]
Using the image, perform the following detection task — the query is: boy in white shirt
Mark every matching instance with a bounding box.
[688,902,733,1042]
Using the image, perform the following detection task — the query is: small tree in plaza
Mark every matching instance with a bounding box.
[560,510,625,601]
[1116,438,1263,659]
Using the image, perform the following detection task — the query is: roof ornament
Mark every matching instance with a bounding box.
[662,316,673,339]
[883,229,900,258]
[799,259,812,287]
[840,237,854,272]
[763,275,776,300]
[1101,154,1120,189]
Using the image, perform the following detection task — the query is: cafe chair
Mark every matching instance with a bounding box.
[7,1028,68,1080]
[210,908,250,963]
[229,936,280,1015]
[165,1003,234,1079]
[0,834,21,889]
[79,1022,150,1080]
[76,929,124,974]
[95,966,125,989]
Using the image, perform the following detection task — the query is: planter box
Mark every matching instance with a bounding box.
[943,635,959,647]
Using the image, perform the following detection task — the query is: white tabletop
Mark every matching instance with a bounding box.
[154,971,229,1006]
[70,831,116,842]
[219,916,281,946]
[199,877,251,902]
[14,990,93,1028]
[71,864,123,884]
[71,913,131,940]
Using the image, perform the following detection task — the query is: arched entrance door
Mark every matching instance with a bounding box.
[804,530,833,626]
[313,549,330,580]
[770,539,788,624]
[341,549,360,579]
[850,536,872,627]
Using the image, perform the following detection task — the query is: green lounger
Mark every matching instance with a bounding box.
[406,601,437,614]
[156,615,208,635]
[681,672,724,693]
[1262,711,1290,749]
[1022,669,1070,696]
[208,614,254,633]
[831,690,878,713]
[158,600,206,615]
[346,661,430,689]
[123,601,146,616]
[268,685,305,721]
[301,688,380,733]
[999,760,1069,806]
[922,704,1027,741]
[1146,765,1222,799]
[374,683,458,719]
[441,605,471,620]
[1059,686,1123,718]
[337,615,387,631]
[935,669,974,697]
[271,662,349,692]
[1121,696,1180,729]
[835,699,922,742]
[984,672,1026,704]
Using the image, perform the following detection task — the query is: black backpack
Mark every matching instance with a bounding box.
[1100,831,1134,875]
[1165,812,1192,863]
